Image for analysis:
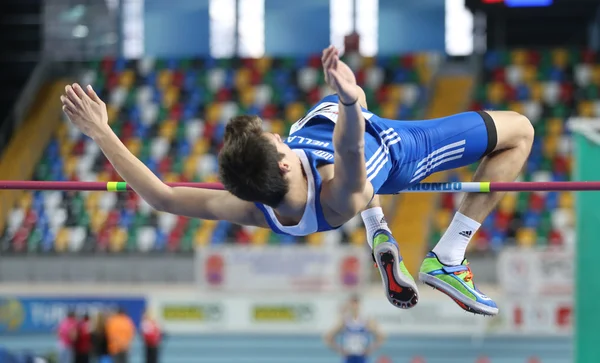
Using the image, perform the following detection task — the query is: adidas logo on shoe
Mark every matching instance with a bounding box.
[380,216,387,224]
[459,230,473,238]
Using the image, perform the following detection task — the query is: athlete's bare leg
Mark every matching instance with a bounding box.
[420,111,534,316]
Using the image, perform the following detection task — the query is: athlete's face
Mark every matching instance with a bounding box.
[264,132,297,174]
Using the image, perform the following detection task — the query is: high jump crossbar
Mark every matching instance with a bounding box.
[0,181,598,193]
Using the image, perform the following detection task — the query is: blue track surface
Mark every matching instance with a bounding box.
[1,334,572,363]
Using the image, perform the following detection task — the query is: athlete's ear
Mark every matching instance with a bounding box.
[278,160,292,174]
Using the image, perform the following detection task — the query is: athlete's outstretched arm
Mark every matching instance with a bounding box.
[321,46,371,216]
[61,83,265,227]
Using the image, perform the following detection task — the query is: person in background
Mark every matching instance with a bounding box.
[141,311,162,363]
[75,313,92,363]
[92,311,111,363]
[106,307,135,363]
[57,309,78,363]
[324,295,385,363]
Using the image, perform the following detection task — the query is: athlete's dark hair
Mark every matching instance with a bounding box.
[218,115,289,207]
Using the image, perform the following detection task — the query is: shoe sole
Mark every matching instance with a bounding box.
[374,242,419,309]
[419,272,499,316]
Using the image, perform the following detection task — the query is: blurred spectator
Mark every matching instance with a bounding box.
[75,313,92,363]
[324,295,385,363]
[106,307,135,363]
[92,311,111,363]
[57,309,78,363]
[141,311,162,363]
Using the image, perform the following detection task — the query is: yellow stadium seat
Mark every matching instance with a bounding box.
[381,102,399,119]
[528,82,542,101]
[511,49,528,65]
[416,66,432,84]
[60,140,74,159]
[192,139,209,156]
[183,155,198,180]
[559,192,574,209]
[251,228,270,245]
[269,119,285,136]
[96,171,111,182]
[55,227,70,252]
[119,70,135,88]
[551,49,568,69]
[516,227,537,247]
[55,122,68,141]
[64,156,78,178]
[204,174,219,183]
[285,103,306,122]
[157,70,173,89]
[163,173,180,183]
[106,105,119,125]
[162,87,179,109]
[578,101,594,117]
[90,210,108,234]
[240,87,256,107]
[543,135,559,158]
[350,228,366,245]
[109,227,127,252]
[522,66,538,83]
[195,221,218,246]
[159,120,176,140]
[19,192,32,211]
[499,194,517,213]
[508,102,524,115]
[126,138,141,156]
[361,56,376,68]
[307,232,323,246]
[592,66,600,85]
[434,209,452,231]
[235,68,252,90]
[488,82,505,104]
[547,118,563,136]
[206,103,222,122]
[388,85,403,102]
[255,57,273,74]
[85,192,99,212]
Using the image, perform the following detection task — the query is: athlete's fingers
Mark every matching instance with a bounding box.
[72,83,90,101]
[86,85,102,104]
[60,95,76,112]
[322,47,334,65]
[62,105,76,117]
[323,48,337,70]
[65,85,82,106]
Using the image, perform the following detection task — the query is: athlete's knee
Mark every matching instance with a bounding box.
[488,111,534,151]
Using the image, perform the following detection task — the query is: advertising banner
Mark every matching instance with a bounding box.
[0,296,146,334]
[497,247,573,296]
[195,245,370,292]
[501,297,573,335]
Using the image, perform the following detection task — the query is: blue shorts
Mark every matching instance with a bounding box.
[370,111,497,194]
[345,355,367,363]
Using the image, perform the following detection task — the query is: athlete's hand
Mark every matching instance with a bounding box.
[322,46,358,104]
[61,83,109,140]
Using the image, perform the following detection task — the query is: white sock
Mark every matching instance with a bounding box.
[360,207,392,249]
[432,212,481,266]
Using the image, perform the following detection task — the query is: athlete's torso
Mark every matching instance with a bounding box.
[341,316,370,360]
[255,95,408,236]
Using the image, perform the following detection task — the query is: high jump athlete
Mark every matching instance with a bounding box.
[61,46,533,316]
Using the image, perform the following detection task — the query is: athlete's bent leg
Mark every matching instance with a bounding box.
[420,111,534,316]
[433,111,533,263]
[362,196,419,309]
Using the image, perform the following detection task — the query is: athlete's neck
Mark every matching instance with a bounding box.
[273,159,308,221]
